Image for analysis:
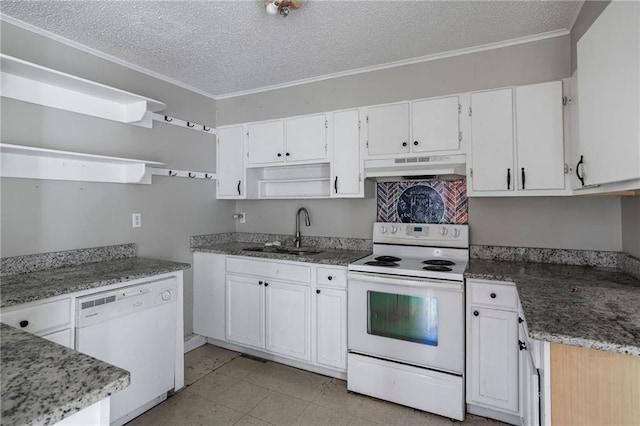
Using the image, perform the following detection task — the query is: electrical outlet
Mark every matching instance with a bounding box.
[239,212,246,223]
[132,213,141,228]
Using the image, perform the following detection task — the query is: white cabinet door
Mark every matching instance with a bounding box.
[470,89,515,192]
[193,252,226,340]
[315,287,347,370]
[412,96,460,153]
[577,1,640,186]
[216,125,246,199]
[285,114,327,163]
[331,109,362,197]
[468,307,519,413]
[516,81,565,191]
[247,120,284,166]
[366,103,410,157]
[226,274,264,349]
[265,280,311,361]
[519,326,540,426]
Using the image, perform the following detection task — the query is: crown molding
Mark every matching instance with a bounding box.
[0,14,219,100]
[1,13,570,101]
[215,29,570,99]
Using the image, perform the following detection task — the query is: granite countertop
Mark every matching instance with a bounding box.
[466,259,640,356]
[0,323,130,426]
[192,242,371,266]
[1,257,190,308]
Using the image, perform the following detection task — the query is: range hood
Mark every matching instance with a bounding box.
[364,154,466,181]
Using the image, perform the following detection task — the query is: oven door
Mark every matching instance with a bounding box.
[347,271,464,374]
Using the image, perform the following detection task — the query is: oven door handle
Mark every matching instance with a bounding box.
[347,272,463,291]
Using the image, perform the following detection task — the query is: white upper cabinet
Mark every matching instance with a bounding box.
[470,88,515,192]
[216,125,246,199]
[246,114,328,167]
[331,109,363,198]
[412,96,461,153]
[246,120,285,166]
[469,82,568,196]
[365,96,463,159]
[576,1,640,188]
[515,81,565,191]
[366,103,411,156]
[285,114,327,163]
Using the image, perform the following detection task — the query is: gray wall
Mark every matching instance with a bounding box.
[0,22,235,336]
[222,35,623,251]
[621,197,640,258]
[570,0,611,73]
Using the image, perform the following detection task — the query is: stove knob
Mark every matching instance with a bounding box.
[440,227,448,236]
[380,226,388,234]
[390,225,398,234]
[452,228,461,237]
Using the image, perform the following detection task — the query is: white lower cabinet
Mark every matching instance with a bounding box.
[1,296,74,348]
[226,274,265,349]
[193,252,226,340]
[519,322,540,426]
[225,258,314,363]
[467,279,528,425]
[315,287,347,370]
[193,254,348,376]
[468,306,519,412]
[265,280,311,361]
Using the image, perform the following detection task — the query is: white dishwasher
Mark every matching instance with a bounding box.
[76,277,178,426]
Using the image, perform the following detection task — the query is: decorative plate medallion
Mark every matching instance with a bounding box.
[396,185,445,223]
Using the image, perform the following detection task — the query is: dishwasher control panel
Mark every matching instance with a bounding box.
[76,277,177,327]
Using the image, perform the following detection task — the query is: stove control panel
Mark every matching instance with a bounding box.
[373,222,469,248]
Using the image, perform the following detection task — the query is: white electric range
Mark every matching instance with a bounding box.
[347,222,469,421]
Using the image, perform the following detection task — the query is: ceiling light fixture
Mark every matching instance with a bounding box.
[264,0,303,18]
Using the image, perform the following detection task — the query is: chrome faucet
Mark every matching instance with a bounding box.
[295,207,311,248]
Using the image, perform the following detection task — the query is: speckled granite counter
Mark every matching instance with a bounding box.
[1,257,190,308]
[1,323,130,426]
[466,259,640,356]
[192,242,370,266]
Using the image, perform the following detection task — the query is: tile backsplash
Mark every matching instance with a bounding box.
[377,179,468,224]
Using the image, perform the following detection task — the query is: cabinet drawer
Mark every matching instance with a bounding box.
[316,267,347,288]
[469,280,517,310]
[227,257,311,283]
[1,298,72,335]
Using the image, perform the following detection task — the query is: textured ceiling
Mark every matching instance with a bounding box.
[0,1,582,98]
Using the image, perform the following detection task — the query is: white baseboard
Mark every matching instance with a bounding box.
[183,334,206,353]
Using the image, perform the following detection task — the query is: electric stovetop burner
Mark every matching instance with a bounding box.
[423,259,456,266]
[375,255,402,262]
[422,265,453,272]
[365,260,399,267]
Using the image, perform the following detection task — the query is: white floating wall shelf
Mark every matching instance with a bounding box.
[0,54,166,128]
[0,143,164,184]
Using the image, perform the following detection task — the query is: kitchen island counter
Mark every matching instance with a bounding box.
[466,259,640,356]
[0,323,129,426]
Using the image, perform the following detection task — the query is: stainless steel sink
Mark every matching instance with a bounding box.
[241,246,322,256]
[283,249,322,256]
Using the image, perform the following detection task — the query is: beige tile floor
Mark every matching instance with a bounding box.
[126,344,506,426]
